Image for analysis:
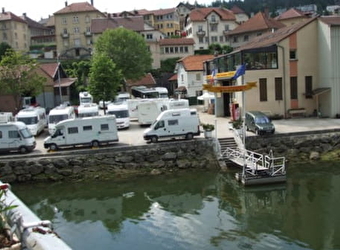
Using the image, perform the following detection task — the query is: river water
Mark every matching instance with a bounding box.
[12,163,340,250]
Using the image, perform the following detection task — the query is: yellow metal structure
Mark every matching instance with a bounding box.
[203,81,257,93]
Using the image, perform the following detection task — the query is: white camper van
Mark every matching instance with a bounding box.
[48,105,76,135]
[0,112,14,123]
[0,121,36,153]
[77,103,99,118]
[107,103,130,129]
[137,99,168,125]
[155,87,169,98]
[44,116,119,151]
[143,108,200,143]
[15,107,47,136]
[79,92,93,105]
[167,99,189,110]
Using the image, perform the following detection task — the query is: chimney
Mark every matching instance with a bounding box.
[2,7,4,13]
[91,0,93,6]
[23,13,26,17]
[65,1,68,7]
[264,7,269,18]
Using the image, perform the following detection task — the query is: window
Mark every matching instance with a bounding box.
[85,15,90,23]
[199,37,204,43]
[181,74,184,81]
[290,77,298,99]
[2,32,7,40]
[73,16,79,23]
[68,127,78,134]
[244,35,249,42]
[210,24,217,32]
[211,36,218,42]
[196,73,201,81]
[74,27,80,33]
[168,119,178,126]
[9,130,20,138]
[290,50,297,60]
[63,28,68,34]
[233,36,238,43]
[259,78,267,102]
[198,25,203,31]
[74,38,81,47]
[146,34,153,40]
[211,15,216,22]
[224,25,229,31]
[83,125,92,131]
[62,18,67,24]
[0,131,2,138]
[219,36,224,42]
[275,78,283,100]
[101,124,109,130]
[305,76,313,99]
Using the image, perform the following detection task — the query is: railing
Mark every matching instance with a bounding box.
[1,181,72,250]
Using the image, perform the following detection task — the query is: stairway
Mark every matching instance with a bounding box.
[218,137,237,153]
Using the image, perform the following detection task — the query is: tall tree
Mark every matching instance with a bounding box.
[0,51,45,112]
[94,27,152,81]
[88,53,123,113]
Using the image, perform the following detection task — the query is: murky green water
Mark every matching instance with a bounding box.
[12,163,340,250]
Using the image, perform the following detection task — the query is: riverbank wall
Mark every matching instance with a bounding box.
[0,139,220,183]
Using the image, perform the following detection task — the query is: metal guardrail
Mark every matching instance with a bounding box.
[0,181,72,250]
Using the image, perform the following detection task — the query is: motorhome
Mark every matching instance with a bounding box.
[126,99,148,120]
[115,92,130,103]
[107,103,130,129]
[137,99,168,125]
[77,103,99,118]
[44,115,119,151]
[48,105,76,135]
[79,92,93,105]
[155,87,169,98]
[0,112,14,123]
[0,121,36,153]
[167,99,189,110]
[15,107,47,136]
[143,108,200,143]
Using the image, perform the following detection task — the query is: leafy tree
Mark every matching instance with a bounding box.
[88,53,123,113]
[94,27,152,81]
[65,60,91,92]
[0,51,46,111]
[160,57,181,73]
[0,42,12,61]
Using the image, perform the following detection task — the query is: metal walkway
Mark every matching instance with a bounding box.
[219,129,286,186]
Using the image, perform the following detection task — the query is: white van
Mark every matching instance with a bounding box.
[79,92,93,105]
[48,105,76,135]
[143,108,200,143]
[115,92,130,103]
[15,107,47,136]
[155,87,168,98]
[77,103,99,118]
[0,112,14,123]
[107,103,130,129]
[167,99,189,110]
[137,99,168,125]
[44,116,119,151]
[0,121,36,153]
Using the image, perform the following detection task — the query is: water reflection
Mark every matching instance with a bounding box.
[13,164,340,250]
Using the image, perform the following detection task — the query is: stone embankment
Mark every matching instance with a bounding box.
[0,139,219,183]
[246,129,340,163]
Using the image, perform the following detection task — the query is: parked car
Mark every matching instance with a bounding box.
[245,111,275,135]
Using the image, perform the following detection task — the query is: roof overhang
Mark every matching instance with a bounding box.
[312,87,331,96]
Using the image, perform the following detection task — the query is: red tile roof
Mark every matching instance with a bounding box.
[230,5,246,14]
[168,74,177,81]
[91,16,144,33]
[178,55,215,71]
[141,8,176,16]
[233,17,317,52]
[159,38,195,46]
[126,73,156,87]
[0,11,26,23]
[319,16,340,26]
[40,63,58,78]
[189,7,236,22]
[54,2,99,15]
[227,11,285,35]
[275,8,307,20]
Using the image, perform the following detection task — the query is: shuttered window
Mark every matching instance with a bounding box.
[259,78,267,102]
[290,77,298,99]
[275,77,283,100]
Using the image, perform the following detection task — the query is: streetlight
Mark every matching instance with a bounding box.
[57,53,62,105]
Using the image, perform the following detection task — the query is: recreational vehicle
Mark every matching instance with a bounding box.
[77,103,99,118]
[15,107,47,136]
[167,99,189,110]
[0,121,36,153]
[44,116,119,151]
[0,112,14,123]
[137,99,168,125]
[107,103,130,129]
[143,108,200,143]
[48,105,76,135]
[79,92,93,105]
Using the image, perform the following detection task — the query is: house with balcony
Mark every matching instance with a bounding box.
[184,7,238,51]
[204,17,323,118]
[275,8,315,26]
[176,2,196,31]
[225,11,285,49]
[175,54,215,104]
[0,8,29,51]
[54,1,105,59]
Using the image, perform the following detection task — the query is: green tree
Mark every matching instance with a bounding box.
[0,42,12,61]
[94,27,152,81]
[88,53,123,113]
[0,51,46,111]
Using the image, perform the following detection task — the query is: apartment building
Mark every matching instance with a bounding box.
[275,8,315,26]
[184,7,238,50]
[54,1,105,59]
[0,8,29,51]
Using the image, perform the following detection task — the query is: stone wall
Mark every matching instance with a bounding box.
[245,129,340,163]
[0,139,220,183]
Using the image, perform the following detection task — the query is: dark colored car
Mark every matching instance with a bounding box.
[245,111,275,135]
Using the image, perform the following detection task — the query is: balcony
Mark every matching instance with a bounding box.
[84,31,92,37]
[61,33,69,38]
[196,30,206,37]
[209,19,219,24]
